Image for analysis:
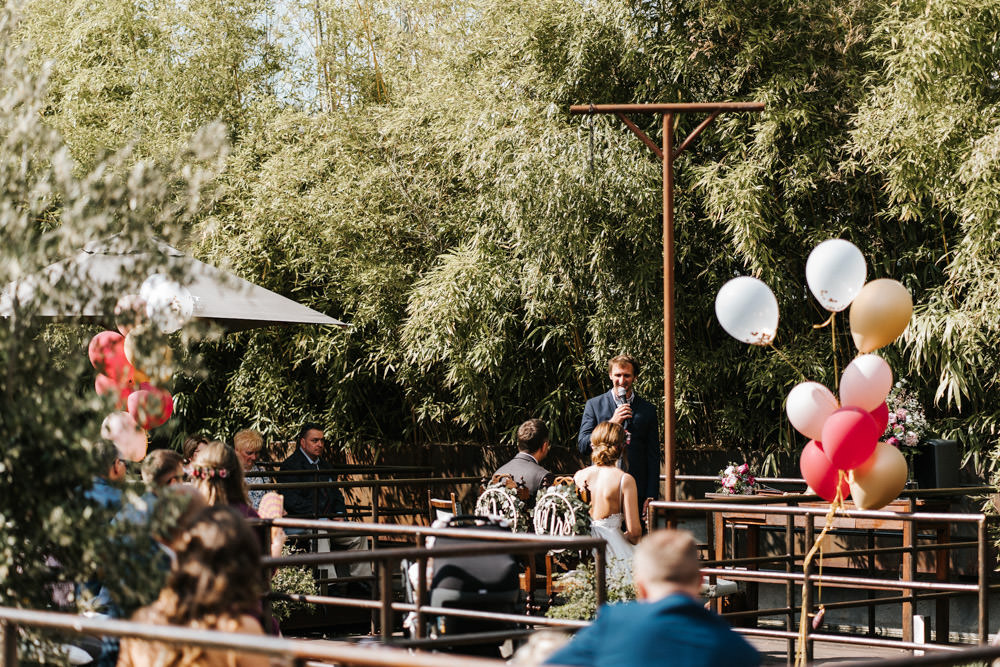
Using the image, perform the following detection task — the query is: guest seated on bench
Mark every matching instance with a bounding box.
[279,422,371,584]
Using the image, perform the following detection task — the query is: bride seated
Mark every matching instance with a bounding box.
[573,421,641,577]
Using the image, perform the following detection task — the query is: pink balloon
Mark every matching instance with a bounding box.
[869,402,889,435]
[100,411,148,461]
[127,387,173,430]
[821,407,879,470]
[800,440,850,502]
[94,373,133,408]
[88,331,129,381]
[786,381,839,441]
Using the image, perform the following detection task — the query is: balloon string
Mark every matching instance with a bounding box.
[812,313,834,329]
[831,314,839,392]
[766,343,808,383]
[795,472,844,667]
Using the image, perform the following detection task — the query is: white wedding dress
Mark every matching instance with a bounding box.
[590,513,635,581]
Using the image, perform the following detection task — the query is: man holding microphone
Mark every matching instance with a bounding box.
[578,354,661,517]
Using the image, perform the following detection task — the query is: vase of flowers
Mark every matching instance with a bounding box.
[717,462,758,495]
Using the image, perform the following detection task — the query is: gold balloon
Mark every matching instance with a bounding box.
[123,327,174,385]
[848,442,908,510]
[849,279,913,353]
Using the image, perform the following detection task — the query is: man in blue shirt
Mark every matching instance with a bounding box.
[545,530,759,667]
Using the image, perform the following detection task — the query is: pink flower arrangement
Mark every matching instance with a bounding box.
[884,381,928,449]
[717,462,757,495]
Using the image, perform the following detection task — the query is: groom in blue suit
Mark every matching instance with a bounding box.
[578,354,661,513]
[544,530,759,667]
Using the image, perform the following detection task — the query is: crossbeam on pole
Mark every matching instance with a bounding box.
[570,101,765,503]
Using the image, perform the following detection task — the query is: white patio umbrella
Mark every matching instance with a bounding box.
[0,236,347,331]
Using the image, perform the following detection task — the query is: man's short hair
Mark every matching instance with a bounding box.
[233,429,263,454]
[607,354,639,377]
[141,449,183,487]
[633,529,702,587]
[296,421,324,443]
[517,418,549,453]
[95,440,120,472]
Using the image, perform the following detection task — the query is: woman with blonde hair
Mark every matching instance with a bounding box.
[573,421,641,578]
[118,505,269,667]
[233,430,266,510]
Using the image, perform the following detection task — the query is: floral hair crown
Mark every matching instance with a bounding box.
[190,466,229,480]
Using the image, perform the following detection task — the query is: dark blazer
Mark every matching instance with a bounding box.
[578,389,660,505]
[493,451,553,507]
[278,447,346,518]
[544,594,760,667]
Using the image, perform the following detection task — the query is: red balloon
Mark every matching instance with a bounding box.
[88,331,130,382]
[800,440,850,502]
[821,406,879,470]
[127,386,174,430]
[869,402,889,436]
[94,373,133,408]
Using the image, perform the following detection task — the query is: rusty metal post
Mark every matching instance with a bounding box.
[803,515,815,665]
[662,113,676,503]
[979,517,989,643]
[380,559,395,642]
[785,512,795,667]
[595,544,607,607]
[3,622,16,667]
[416,551,427,640]
[902,502,915,643]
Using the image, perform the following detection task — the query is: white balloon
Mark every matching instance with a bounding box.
[806,239,867,312]
[839,354,893,412]
[145,281,194,333]
[139,274,169,302]
[786,381,839,441]
[714,277,779,345]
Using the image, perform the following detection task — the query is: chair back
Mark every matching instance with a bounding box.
[428,492,459,523]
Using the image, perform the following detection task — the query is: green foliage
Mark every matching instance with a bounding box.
[14,0,1000,480]
[269,545,319,623]
[0,4,225,656]
[546,562,635,621]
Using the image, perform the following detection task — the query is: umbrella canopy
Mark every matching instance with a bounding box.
[0,237,347,331]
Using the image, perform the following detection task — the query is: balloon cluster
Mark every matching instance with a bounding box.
[715,240,914,510]
[88,274,192,462]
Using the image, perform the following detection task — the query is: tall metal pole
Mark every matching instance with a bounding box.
[662,114,676,502]
[569,102,764,504]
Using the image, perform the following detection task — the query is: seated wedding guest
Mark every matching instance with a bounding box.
[279,422,371,584]
[118,505,270,667]
[493,418,554,508]
[233,429,267,510]
[574,421,641,579]
[190,441,258,520]
[544,529,759,667]
[181,433,210,466]
[149,484,209,554]
[140,449,184,494]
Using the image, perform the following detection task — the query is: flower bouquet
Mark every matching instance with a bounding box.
[717,462,758,495]
[884,381,928,450]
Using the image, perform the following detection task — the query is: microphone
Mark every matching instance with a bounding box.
[616,387,630,431]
